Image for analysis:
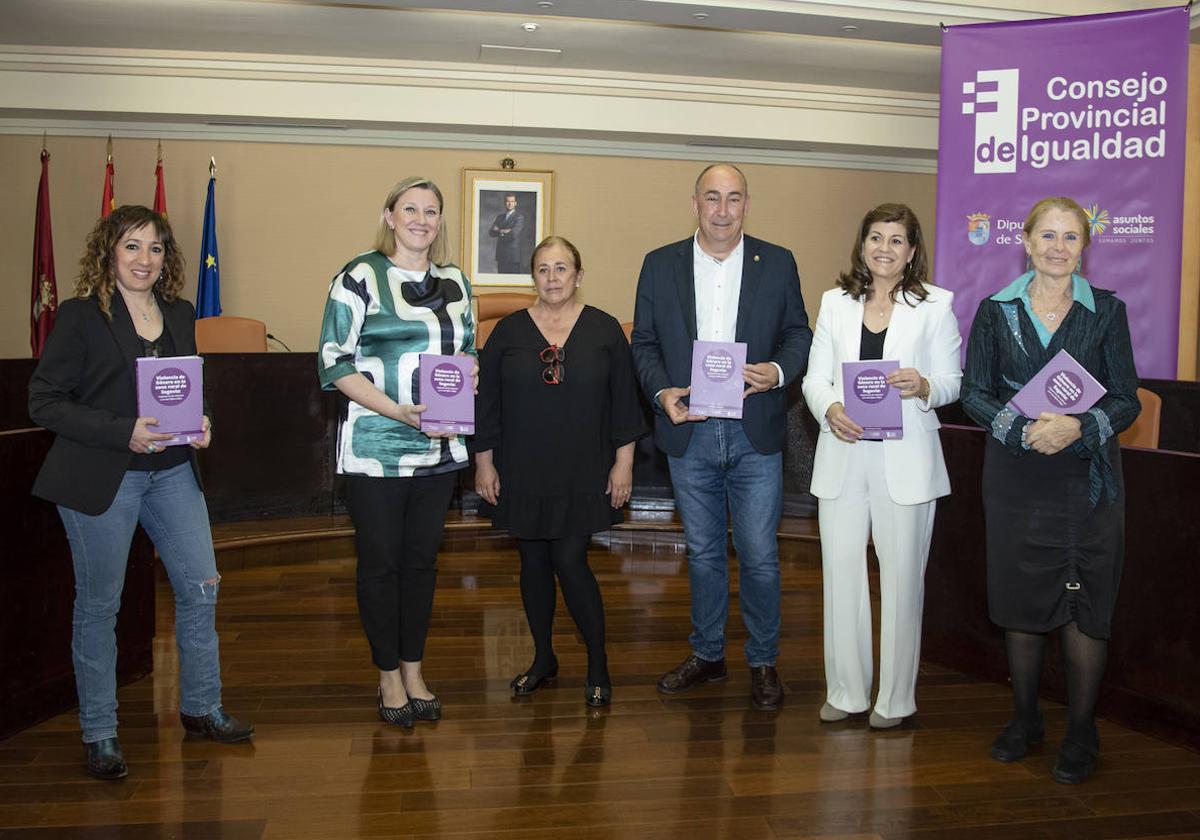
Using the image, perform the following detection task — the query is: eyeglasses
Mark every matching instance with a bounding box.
[540,344,564,385]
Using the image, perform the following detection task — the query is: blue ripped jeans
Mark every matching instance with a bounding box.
[58,462,223,744]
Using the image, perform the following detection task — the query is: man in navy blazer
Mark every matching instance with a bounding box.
[631,163,812,710]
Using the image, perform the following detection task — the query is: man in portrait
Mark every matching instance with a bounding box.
[488,193,526,274]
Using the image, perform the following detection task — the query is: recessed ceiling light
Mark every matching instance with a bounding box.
[841,24,859,32]
[693,13,709,21]
[537,1,554,7]
[521,22,540,32]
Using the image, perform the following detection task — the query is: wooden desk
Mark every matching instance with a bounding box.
[924,425,1200,750]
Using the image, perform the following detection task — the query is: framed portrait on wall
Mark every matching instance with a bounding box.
[460,169,554,287]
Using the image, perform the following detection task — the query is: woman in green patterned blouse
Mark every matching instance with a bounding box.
[317,176,476,728]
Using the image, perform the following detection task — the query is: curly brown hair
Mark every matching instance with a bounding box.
[837,203,929,306]
[74,205,186,319]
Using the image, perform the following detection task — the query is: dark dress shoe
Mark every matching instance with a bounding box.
[85,737,127,780]
[749,665,784,710]
[990,714,1045,762]
[656,654,727,694]
[180,707,254,743]
[585,684,612,707]
[1052,736,1099,784]
[410,696,442,721]
[377,688,415,728]
[510,662,558,696]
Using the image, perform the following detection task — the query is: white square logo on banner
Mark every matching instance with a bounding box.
[962,69,1020,174]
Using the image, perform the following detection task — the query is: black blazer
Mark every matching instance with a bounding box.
[631,234,813,457]
[28,292,203,515]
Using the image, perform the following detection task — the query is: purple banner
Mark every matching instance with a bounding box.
[934,6,1189,379]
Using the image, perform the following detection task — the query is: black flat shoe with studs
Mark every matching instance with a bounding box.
[410,696,442,721]
[377,688,415,728]
[584,684,612,707]
[510,662,558,696]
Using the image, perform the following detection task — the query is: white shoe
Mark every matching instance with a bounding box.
[819,702,849,722]
[869,710,906,729]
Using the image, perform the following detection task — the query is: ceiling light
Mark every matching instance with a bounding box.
[693,13,709,21]
[537,1,554,7]
[521,22,540,32]
[841,24,859,32]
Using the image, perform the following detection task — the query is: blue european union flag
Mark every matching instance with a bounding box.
[196,176,221,318]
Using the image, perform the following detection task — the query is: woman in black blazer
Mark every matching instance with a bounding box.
[28,206,252,781]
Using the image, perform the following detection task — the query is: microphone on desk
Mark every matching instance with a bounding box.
[267,333,293,352]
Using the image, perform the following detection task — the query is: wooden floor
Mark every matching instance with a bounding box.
[3,532,1200,839]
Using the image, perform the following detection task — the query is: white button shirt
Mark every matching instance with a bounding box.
[693,232,743,342]
[692,232,783,389]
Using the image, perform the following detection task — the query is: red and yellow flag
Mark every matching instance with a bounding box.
[100,135,115,218]
[31,147,58,357]
[153,141,167,216]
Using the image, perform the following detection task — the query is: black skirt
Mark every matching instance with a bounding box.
[982,436,1125,638]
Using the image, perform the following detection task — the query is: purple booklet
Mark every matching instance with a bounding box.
[418,354,475,435]
[1007,349,1107,418]
[842,360,903,440]
[136,355,205,446]
[690,341,747,419]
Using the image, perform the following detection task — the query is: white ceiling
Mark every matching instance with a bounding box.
[1,0,1191,92]
[0,0,1194,167]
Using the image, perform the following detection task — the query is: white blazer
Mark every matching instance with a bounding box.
[802,284,963,505]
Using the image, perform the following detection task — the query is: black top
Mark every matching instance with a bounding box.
[128,327,190,473]
[474,305,648,539]
[859,323,887,361]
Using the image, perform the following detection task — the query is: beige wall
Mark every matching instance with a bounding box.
[0,134,938,359]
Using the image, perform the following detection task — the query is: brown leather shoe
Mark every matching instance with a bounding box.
[657,654,727,694]
[750,665,783,710]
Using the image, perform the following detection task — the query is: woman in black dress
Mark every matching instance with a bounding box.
[962,196,1140,785]
[473,235,646,707]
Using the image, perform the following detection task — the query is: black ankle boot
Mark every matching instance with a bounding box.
[85,737,128,780]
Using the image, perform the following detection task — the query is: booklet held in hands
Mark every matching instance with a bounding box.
[1006,349,1106,419]
[690,341,747,419]
[419,354,475,435]
[136,355,205,446]
[841,360,903,440]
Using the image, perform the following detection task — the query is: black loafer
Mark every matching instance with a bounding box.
[656,654,727,694]
[511,662,558,696]
[1052,737,1099,784]
[85,737,128,780]
[410,696,442,721]
[180,707,254,743]
[377,688,415,728]
[585,684,612,707]
[990,715,1044,762]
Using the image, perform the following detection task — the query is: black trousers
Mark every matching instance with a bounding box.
[345,472,457,669]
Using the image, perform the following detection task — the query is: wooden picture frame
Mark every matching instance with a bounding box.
[460,169,554,287]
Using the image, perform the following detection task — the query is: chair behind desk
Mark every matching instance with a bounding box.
[474,293,535,349]
[1119,387,1162,449]
[195,316,268,353]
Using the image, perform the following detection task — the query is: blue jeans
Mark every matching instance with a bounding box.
[58,462,223,744]
[668,419,783,666]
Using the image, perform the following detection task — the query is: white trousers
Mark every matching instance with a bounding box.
[817,441,936,720]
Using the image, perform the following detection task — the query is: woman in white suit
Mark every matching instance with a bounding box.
[802,204,962,728]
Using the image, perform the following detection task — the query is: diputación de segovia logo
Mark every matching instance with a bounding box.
[961,68,1170,174]
[967,213,990,246]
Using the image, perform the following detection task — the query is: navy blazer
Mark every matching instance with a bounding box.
[29,292,203,515]
[631,234,812,457]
